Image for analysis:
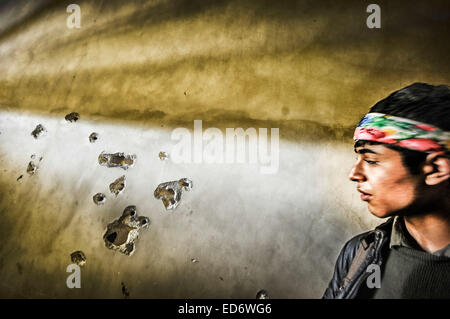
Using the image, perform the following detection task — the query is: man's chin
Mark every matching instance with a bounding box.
[367,205,395,219]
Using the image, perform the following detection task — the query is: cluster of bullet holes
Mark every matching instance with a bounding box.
[24,111,266,298]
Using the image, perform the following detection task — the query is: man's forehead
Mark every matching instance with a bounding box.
[354,143,386,154]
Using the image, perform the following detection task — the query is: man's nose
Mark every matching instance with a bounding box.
[348,161,366,182]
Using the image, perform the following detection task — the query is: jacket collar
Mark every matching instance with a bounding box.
[359,216,395,248]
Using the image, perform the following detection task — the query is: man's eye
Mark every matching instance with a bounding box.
[364,159,378,165]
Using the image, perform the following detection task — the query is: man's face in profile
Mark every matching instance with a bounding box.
[348,143,423,218]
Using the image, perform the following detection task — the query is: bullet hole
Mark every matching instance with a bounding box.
[16,175,23,182]
[121,282,130,299]
[98,152,136,170]
[109,175,126,196]
[93,193,106,205]
[31,124,46,139]
[158,151,169,161]
[26,161,38,175]
[191,258,198,263]
[123,205,136,216]
[256,289,269,299]
[103,205,150,256]
[89,132,99,143]
[31,154,35,159]
[219,276,224,281]
[65,112,80,122]
[138,216,149,227]
[178,178,192,188]
[154,178,193,210]
[125,243,134,253]
[70,251,86,266]
[106,232,117,243]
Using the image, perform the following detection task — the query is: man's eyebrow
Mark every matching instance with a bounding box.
[354,148,379,155]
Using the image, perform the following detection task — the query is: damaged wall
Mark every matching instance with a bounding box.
[0,0,449,298]
[0,112,377,298]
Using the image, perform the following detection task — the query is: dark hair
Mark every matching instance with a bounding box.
[356,82,450,175]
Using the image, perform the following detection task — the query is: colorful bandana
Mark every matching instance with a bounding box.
[354,113,450,153]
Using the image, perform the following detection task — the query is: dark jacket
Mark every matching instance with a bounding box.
[322,217,394,299]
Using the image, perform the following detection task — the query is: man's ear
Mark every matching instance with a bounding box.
[423,152,450,186]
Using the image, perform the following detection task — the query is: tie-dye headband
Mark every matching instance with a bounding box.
[354,113,450,153]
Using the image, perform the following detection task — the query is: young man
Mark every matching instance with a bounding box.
[323,82,450,299]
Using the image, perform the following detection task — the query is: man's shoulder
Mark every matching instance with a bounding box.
[323,217,395,299]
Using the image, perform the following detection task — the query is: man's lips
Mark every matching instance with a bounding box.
[357,189,372,201]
